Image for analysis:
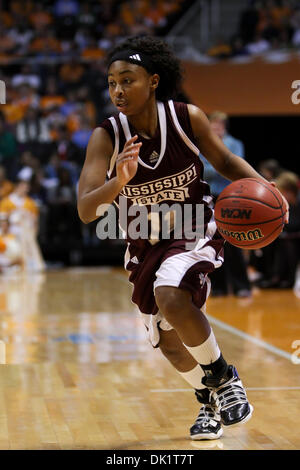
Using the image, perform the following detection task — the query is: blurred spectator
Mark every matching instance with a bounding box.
[53,0,80,17]
[0,213,23,273]
[44,104,67,138]
[7,24,34,55]
[40,76,66,114]
[29,29,62,57]
[81,38,105,60]
[29,169,49,244]
[0,26,17,55]
[0,165,14,200]
[85,60,108,121]
[16,151,41,182]
[239,0,260,44]
[15,106,53,161]
[11,65,41,90]
[0,8,13,28]
[0,178,46,272]
[291,5,300,46]
[44,152,79,187]
[76,86,96,126]
[2,82,39,125]
[0,111,18,178]
[245,32,271,55]
[203,111,245,196]
[59,58,85,90]
[16,107,51,144]
[230,35,250,57]
[61,90,82,133]
[120,0,141,27]
[257,158,283,181]
[29,4,53,32]
[10,83,40,120]
[10,0,33,17]
[207,36,232,59]
[71,114,92,155]
[75,28,93,51]
[78,3,97,33]
[144,0,168,30]
[46,166,81,244]
[53,125,81,165]
[99,22,122,51]
[16,82,40,108]
[256,1,280,42]
[249,157,284,282]
[118,0,151,35]
[252,171,300,289]
[264,0,292,44]
[217,0,297,60]
[0,179,39,233]
[202,111,251,297]
[53,0,80,40]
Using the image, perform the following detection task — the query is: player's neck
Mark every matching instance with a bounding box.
[127,98,158,139]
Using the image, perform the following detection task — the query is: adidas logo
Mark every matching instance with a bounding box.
[149,151,159,163]
[129,54,141,61]
[130,256,139,264]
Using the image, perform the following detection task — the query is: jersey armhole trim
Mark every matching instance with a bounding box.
[168,100,200,156]
[107,117,119,177]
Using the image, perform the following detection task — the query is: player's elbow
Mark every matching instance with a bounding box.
[77,200,93,224]
[78,211,93,225]
[78,214,90,225]
[77,211,89,224]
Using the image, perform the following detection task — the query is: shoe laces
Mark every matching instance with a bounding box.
[195,402,220,428]
[213,376,248,411]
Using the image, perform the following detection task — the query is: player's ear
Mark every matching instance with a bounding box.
[150,74,160,91]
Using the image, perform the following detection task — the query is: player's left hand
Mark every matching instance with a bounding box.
[270,181,289,224]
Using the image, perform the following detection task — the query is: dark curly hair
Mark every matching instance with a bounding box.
[106,36,184,102]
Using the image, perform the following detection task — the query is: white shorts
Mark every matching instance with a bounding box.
[139,242,223,347]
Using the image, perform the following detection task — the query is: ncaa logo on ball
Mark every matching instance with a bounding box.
[221,208,252,219]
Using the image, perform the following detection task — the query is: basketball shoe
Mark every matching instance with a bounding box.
[203,365,253,427]
[190,388,223,440]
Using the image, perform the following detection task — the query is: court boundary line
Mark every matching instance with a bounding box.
[206,313,292,362]
[112,272,294,363]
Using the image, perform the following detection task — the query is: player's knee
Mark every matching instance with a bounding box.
[159,341,183,368]
[155,286,185,326]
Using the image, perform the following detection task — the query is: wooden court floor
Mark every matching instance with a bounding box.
[0,267,299,450]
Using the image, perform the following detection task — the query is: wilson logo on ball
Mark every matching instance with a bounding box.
[220,208,252,219]
[215,178,285,249]
[218,227,264,242]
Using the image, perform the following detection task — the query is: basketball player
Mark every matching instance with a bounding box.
[77,36,289,440]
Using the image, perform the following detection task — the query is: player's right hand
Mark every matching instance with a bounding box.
[270,181,289,224]
[116,135,142,186]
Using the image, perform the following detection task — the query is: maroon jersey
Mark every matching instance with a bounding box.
[100,100,217,246]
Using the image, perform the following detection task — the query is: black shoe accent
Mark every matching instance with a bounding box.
[201,354,229,388]
[194,388,210,404]
[220,403,252,426]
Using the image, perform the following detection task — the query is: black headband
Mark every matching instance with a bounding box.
[107,49,155,73]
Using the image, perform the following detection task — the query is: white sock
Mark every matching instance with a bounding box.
[178,364,206,390]
[184,330,221,365]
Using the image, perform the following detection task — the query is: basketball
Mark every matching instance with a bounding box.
[214,178,286,249]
